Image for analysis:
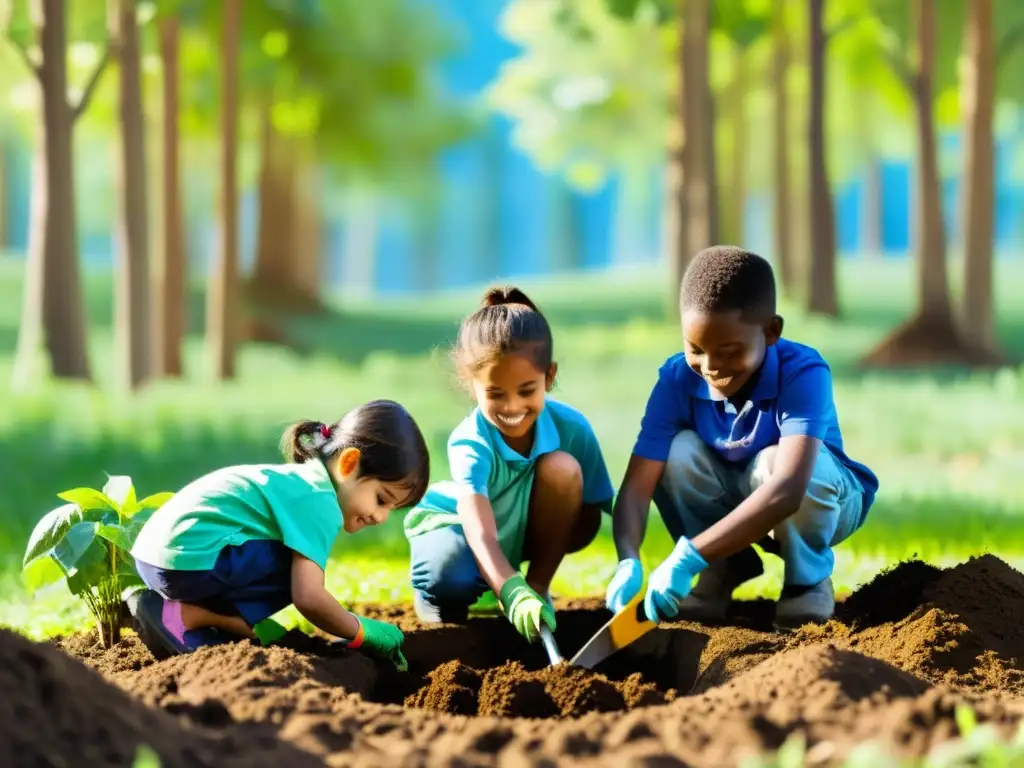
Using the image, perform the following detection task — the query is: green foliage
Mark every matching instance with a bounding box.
[21,475,174,647]
[488,0,674,191]
[151,0,472,194]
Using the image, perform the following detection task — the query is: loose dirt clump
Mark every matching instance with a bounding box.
[5,554,1023,767]
[407,659,672,718]
[800,555,1024,694]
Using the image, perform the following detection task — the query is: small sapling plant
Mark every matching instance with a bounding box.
[22,475,174,647]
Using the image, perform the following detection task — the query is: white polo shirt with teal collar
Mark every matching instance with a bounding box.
[404,399,615,567]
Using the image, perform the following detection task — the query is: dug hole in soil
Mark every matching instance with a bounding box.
[5,555,1024,767]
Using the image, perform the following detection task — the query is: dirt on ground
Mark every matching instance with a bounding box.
[3,554,1023,767]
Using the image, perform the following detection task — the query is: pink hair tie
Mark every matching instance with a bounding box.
[320,424,331,439]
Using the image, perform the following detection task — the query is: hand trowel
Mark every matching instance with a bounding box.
[568,592,656,670]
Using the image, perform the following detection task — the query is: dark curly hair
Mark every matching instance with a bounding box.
[680,245,777,322]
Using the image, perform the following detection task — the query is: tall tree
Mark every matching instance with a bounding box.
[772,0,795,295]
[206,0,240,380]
[153,11,184,378]
[239,0,465,314]
[678,0,713,293]
[6,0,109,387]
[251,104,306,310]
[959,0,999,358]
[862,0,985,366]
[712,1,770,248]
[959,1,1024,360]
[110,0,151,391]
[806,0,838,317]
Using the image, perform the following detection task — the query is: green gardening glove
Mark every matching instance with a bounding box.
[350,615,408,671]
[498,574,556,643]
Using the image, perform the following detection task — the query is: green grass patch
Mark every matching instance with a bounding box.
[1,255,1023,639]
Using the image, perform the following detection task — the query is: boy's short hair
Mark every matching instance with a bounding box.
[680,245,776,322]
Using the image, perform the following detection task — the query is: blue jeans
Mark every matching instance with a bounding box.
[135,539,294,627]
[409,526,490,622]
[653,431,865,587]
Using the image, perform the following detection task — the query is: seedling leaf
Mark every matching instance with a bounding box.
[97,524,132,552]
[65,541,110,596]
[23,503,83,566]
[103,475,137,511]
[124,491,175,519]
[137,491,174,510]
[22,556,66,594]
[52,521,100,572]
[57,488,116,512]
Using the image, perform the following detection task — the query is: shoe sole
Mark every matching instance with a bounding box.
[129,590,186,660]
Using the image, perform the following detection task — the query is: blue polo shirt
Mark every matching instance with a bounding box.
[633,339,878,514]
[404,399,615,565]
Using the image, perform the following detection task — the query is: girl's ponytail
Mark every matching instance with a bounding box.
[280,420,328,463]
[480,285,539,312]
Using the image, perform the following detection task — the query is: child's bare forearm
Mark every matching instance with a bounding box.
[692,479,801,561]
[458,494,518,592]
[612,492,649,562]
[295,590,361,640]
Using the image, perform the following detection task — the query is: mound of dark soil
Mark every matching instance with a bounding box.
[10,554,1021,767]
[406,659,671,717]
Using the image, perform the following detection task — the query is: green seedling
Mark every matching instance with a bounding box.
[22,475,174,648]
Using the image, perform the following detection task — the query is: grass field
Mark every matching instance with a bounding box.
[1,254,1023,639]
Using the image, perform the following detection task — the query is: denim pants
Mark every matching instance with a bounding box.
[135,539,294,627]
[653,431,865,587]
[409,526,491,621]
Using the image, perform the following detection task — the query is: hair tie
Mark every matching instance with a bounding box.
[320,424,331,439]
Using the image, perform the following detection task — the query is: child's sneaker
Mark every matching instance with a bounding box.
[674,545,764,623]
[773,578,834,631]
[126,589,231,659]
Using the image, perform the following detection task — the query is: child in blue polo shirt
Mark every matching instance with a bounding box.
[129,399,430,665]
[605,246,878,630]
[404,286,615,643]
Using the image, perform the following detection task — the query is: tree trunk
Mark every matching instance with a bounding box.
[681,0,712,276]
[861,0,992,368]
[806,0,838,317]
[960,0,1001,358]
[111,0,151,391]
[207,0,240,380]
[772,0,794,295]
[12,0,91,388]
[722,44,748,246]
[153,15,185,378]
[913,0,950,324]
[666,7,687,314]
[250,116,324,314]
[291,156,322,303]
[251,106,298,305]
[704,76,719,245]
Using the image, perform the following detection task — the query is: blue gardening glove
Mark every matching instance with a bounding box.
[644,537,708,623]
[605,558,644,613]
